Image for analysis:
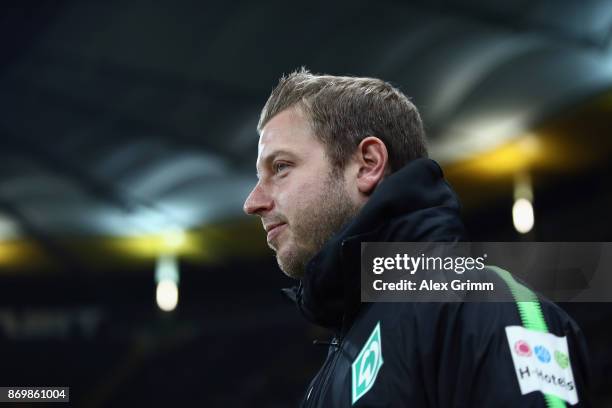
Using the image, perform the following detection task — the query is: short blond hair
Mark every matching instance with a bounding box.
[258,68,428,172]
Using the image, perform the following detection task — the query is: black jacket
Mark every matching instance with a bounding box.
[287,158,591,408]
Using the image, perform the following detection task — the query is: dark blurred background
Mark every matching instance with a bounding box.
[0,0,611,406]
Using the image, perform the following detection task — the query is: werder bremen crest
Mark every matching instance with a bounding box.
[351,322,384,404]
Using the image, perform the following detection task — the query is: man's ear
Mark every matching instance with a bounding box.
[355,136,389,195]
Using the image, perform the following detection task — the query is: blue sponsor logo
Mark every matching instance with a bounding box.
[534,345,551,363]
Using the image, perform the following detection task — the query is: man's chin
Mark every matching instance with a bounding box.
[275,246,309,280]
[276,255,304,280]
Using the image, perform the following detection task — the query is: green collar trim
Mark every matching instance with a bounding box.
[488,265,567,408]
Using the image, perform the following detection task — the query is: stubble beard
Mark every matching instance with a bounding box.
[275,171,360,279]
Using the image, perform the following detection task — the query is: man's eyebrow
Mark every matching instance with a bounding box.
[256,149,296,177]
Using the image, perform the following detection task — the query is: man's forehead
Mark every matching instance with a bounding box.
[256,132,292,161]
[260,108,304,141]
[256,108,312,161]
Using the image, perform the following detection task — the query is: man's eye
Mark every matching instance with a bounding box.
[274,163,290,173]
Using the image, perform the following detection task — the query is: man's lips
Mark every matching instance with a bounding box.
[266,223,287,241]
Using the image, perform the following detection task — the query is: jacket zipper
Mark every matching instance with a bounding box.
[303,337,343,407]
[303,305,353,406]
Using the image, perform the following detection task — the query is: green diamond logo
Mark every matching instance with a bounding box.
[554,350,569,369]
[351,322,384,405]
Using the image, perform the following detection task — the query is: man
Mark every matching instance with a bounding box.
[243,69,591,407]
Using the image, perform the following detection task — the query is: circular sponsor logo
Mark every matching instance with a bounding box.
[534,345,551,363]
[514,340,532,357]
[555,350,569,369]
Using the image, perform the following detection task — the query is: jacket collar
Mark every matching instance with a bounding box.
[285,158,467,331]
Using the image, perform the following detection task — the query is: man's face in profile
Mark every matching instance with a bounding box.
[243,108,359,279]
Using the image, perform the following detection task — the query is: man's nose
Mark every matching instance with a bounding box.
[243,183,273,215]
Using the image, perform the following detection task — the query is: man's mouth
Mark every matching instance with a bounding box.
[266,223,287,242]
